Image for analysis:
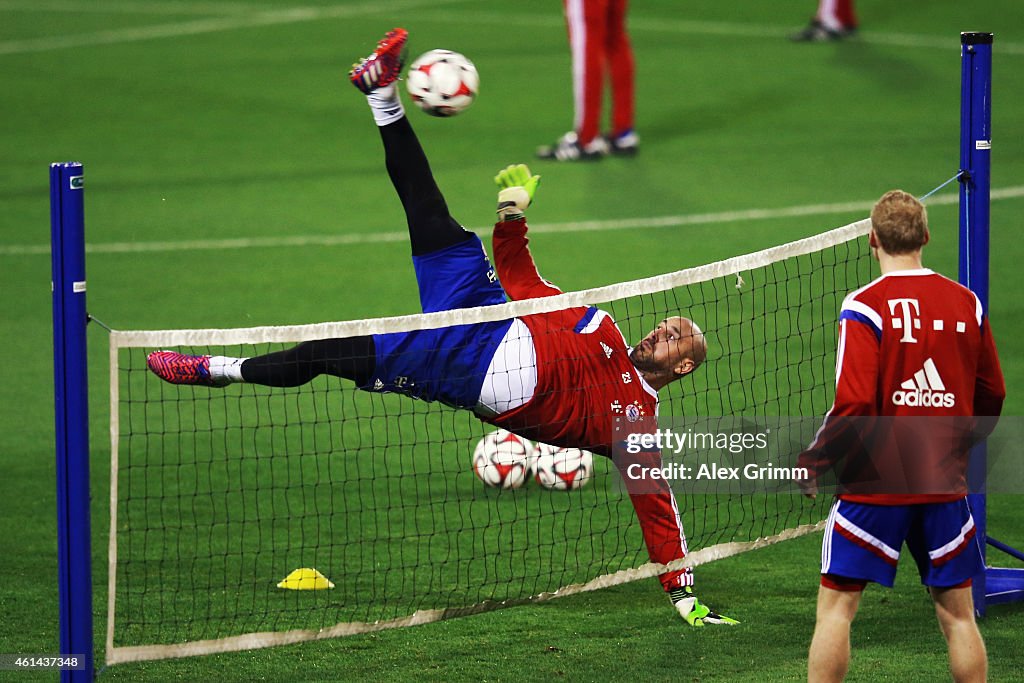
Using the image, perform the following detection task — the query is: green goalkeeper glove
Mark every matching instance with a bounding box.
[494,164,540,220]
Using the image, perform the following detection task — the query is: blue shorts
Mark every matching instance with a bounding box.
[360,235,513,409]
[821,498,982,588]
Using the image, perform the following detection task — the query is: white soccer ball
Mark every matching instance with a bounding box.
[472,429,532,489]
[532,443,594,491]
[406,49,479,117]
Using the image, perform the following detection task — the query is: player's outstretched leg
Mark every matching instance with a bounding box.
[349,28,473,258]
[147,337,376,388]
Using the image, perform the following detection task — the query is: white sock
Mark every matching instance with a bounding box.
[367,83,405,127]
[208,355,248,383]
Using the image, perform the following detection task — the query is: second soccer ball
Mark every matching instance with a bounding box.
[406,49,479,117]
[472,429,532,489]
[532,443,593,491]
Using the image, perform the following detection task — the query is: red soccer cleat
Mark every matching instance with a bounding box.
[349,28,409,94]
[147,351,227,387]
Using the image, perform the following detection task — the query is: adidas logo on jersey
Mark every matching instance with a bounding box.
[600,342,614,358]
[891,358,956,408]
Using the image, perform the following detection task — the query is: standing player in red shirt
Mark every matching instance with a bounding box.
[800,190,1005,682]
[536,0,639,161]
[148,29,737,627]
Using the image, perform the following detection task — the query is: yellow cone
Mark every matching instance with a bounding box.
[277,567,335,590]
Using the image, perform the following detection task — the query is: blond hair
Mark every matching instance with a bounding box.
[870,190,929,255]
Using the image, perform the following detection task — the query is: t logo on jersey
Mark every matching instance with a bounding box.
[888,298,922,343]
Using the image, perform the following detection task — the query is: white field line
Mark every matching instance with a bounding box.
[0,0,468,56]
[5,186,1024,257]
[428,12,1024,56]
[0,1,265,15]
[2,4,1023,56]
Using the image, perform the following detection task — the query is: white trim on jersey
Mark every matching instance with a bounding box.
[578,308,609,334]
[636,371,659,401]
[607,311,658,401]
[841,268,934,311]
[840,299,884,334]
[880,268,934,277]
[610,315,631,351]
[971,291,983,327]
[666,484,691,582]
[834,319,848,387]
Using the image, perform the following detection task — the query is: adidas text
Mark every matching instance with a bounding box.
[891,389,955,408]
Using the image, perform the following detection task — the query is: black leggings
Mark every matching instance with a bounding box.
[241,337,375,387]
[381,116,475,256]
[241,115,468,387]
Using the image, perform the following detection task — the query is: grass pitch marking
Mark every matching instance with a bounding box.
[0,0,469,56]
[4,187,1023,257]
[2,4,1023,56]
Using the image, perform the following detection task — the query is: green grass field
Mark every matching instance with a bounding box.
[3,1,1024,680]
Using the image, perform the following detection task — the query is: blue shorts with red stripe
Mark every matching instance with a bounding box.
[360,235,513,409]
[820,498,982,588]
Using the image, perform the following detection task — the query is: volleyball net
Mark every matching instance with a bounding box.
[104,217,873,663]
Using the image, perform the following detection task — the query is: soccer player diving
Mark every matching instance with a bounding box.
[147,28,737,627]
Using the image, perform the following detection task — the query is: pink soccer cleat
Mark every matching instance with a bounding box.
[349,27,409,94]
[147,351,227,387]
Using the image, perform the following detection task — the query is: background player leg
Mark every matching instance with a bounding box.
[568,0,608,149]
[930,585,987,683]
[536,0,612,161]
[605,0,638,155]
[790,0,858,41]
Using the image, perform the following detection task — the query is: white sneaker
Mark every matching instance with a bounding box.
[536,132,608,161]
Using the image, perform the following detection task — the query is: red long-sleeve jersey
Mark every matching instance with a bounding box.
[487,219,657,454]
[802,268,1005,504]
[486,218,690,589]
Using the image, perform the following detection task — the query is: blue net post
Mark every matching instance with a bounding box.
[50,162,95,681]
[958,32,1024,616]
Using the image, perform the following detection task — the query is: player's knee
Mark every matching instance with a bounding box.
[930,583,977,633]
[818,577,864,623]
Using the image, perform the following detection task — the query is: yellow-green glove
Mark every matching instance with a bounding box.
[494,164,541,219]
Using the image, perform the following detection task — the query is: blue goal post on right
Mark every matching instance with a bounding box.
[959,31,1024,615]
